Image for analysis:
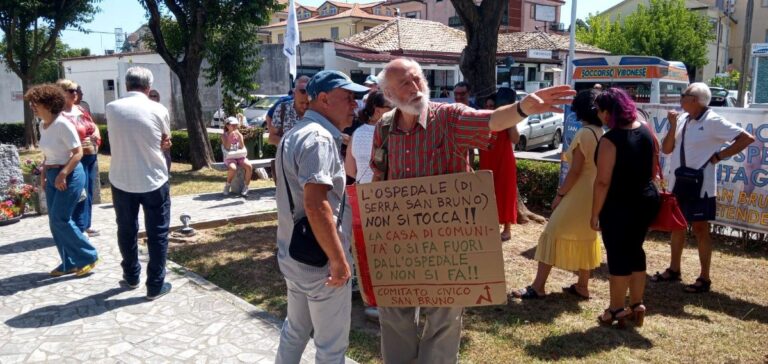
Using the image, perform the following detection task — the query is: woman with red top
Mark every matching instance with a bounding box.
[479,91,519,242]
[57,79,101,237]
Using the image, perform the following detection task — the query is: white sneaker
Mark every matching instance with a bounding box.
[223,183,230,195]
[240,186,249,197]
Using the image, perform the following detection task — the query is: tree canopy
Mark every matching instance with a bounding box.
[576,0,714,67]
[0,0,100,147]
[139,0,281,169]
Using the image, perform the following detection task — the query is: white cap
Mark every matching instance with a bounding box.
[226,116,239,125]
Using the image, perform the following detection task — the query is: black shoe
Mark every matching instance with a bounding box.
[120,279,140,289]
[146,282,172,301]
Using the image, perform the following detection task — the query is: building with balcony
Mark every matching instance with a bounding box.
[262,1,394,44]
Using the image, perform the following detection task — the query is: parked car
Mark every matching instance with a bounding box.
[243,94,288,128]
[210,94,287,128]
[727,89,751,108]
[515,112,564,151]
[709,87,731,107]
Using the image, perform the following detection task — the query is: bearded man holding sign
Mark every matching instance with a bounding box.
[368,58,575,364]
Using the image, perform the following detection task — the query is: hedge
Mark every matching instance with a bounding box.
[0,123,25,146]
[516,159,560,210]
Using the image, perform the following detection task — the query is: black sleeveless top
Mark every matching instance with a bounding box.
[597,124,656,207]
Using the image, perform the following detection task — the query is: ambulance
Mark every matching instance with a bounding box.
[572,56,690,104]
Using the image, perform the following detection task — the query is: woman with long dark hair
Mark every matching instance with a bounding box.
[345,91,392,184]
[513,89,603,300]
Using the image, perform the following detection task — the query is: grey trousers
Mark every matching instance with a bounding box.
[275,277,351,364]
[379,306,464,364]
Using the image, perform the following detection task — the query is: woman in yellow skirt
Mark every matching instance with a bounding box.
[513,89,603,299]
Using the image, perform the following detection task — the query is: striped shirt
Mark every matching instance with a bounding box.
[371,102,494,180]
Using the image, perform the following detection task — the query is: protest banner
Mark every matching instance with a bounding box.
[559,105,580,186]
[642,105,768,233]
[559,103,768,233]
[346,171,507,307]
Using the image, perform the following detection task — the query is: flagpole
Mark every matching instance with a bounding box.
[283,0,300,85]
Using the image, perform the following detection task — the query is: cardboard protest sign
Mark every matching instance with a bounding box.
[346,171,507,307]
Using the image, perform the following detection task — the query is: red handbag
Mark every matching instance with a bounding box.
[651,190,688,232]
[643,122,687,232]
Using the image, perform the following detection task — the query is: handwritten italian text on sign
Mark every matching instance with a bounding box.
[347,171,507,307]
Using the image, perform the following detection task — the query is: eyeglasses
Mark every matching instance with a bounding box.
[680,92,694,98]
[66,89,77,94]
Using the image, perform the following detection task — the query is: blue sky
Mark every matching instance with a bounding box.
[58,0,624,55]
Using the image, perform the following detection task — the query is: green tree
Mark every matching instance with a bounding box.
[139,0,280,170]
[577,0,714,68]
[709,70,740,89]
[0,0,100,148]
[32,36,90,84]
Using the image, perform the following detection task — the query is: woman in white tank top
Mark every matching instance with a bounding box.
[345,91,392,184]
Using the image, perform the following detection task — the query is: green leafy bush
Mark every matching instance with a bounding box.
[516,159,560,209]
[262,143,276,158]
[0,123,25,146]
[97,125,109,154]
[168,130,223,163]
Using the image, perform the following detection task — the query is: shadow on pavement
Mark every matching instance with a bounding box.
[5,287,146,328]
[0,272,82,296]
[0,237,55,256]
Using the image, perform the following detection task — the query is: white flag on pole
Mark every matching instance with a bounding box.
[283,0,300,79]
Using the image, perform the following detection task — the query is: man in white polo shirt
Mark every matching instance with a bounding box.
[654,82,755,293]
[106,66,173,300]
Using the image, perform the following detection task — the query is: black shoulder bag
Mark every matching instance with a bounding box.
[280,137,345,267]
[672,119,708,201]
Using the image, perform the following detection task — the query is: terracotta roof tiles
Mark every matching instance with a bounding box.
[341,18,609,55]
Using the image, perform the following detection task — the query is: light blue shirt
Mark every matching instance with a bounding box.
[275,109,351,283]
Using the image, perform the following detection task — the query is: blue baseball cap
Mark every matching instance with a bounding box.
[364,74,378,85]
[307,70,369,99]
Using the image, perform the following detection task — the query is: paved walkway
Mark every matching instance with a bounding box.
[0,188,355,363]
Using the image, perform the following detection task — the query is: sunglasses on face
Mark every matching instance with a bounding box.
[66,89,77,94]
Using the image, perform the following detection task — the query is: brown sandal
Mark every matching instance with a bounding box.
[598,307,628,328]
[629,302,646,327]
[650,268,681,282]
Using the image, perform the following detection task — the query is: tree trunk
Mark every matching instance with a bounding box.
[453,0,545,225]
[458,26,500,107]
[21,77,38,148]
[516,186,546,224]
[177,67,213,170]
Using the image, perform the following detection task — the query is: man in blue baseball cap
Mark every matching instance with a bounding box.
[274,70,368,364]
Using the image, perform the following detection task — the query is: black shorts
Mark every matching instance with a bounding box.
[677,194,716,222]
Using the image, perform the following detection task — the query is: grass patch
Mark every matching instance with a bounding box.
[18,149,274,203]
[167,219,768,363]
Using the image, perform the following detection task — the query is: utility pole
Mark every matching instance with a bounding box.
[566,0,577,86]
[737,0,754,107]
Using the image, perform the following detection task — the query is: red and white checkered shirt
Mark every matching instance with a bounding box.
[370,102,494,180]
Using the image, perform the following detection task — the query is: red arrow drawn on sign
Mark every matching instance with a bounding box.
[475,285,492,304]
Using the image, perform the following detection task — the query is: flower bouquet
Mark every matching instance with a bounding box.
[0,179,38,225]
[21,158,43,176]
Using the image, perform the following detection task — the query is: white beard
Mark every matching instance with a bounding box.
[396,91,430,116]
